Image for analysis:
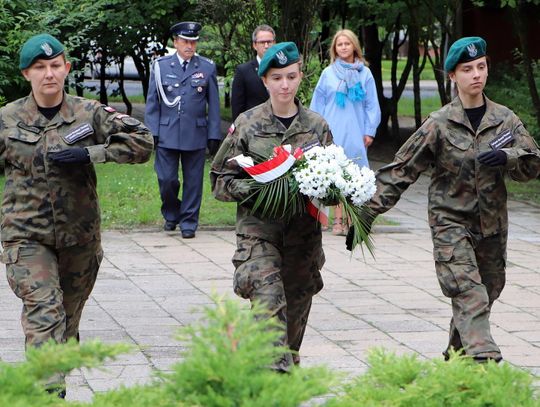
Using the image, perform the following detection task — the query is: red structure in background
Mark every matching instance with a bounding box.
[462,0,540,64]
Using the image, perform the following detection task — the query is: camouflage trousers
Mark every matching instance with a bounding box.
[2,239,103,387]
[433,231,506,360]
[232,234,325,370]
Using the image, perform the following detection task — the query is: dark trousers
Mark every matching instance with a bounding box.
[154,147,206,232]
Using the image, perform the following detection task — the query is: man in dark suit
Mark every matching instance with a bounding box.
[145,22,222,238]
[231,25,275,121]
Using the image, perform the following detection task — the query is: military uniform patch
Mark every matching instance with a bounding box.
[17,122,41,134]
[227,123,235,136]
[103,106,116,113]
[302,140,321,152]
[63,123,94,144]
[489,129,514,150]
[120,116,141,128]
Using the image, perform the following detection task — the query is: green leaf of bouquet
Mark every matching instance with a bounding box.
[342,202,375,258]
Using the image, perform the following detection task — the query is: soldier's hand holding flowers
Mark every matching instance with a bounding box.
[229,144,377,254]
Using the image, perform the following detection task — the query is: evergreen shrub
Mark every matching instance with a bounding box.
[1,297,539,406]
[327,348,540,407]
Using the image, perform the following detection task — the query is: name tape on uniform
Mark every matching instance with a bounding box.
[489,129,514,150]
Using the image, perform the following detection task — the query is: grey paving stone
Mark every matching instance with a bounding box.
[1,164,539,402]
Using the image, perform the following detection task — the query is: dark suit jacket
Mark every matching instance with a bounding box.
[231,59,268,121]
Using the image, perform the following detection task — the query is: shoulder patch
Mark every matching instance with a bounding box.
[103,105,116,113]
[120,116,141,127]
[199,55,214,65]
[227,123,235,136]
[157,54,173,62]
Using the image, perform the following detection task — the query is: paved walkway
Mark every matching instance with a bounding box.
[1,165,540,402]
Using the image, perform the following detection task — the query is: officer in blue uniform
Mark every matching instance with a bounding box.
[145,21,222,238]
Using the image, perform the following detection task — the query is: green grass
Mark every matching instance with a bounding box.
[398,95,442,117]
[381,59,436,81]
[507,178,540,203]
[95,155,237,229]
[0,156,538,230]
[0,155,237,229]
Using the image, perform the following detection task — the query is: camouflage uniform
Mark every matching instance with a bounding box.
[0,93,152,382]
[210,100,332,369]
[369,96,540,360]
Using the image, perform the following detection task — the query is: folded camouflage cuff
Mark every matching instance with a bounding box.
[85,144,107,163]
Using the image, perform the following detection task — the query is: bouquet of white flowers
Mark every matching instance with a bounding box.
[229,144,376,253]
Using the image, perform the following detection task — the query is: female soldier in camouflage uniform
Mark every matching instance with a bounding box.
[348,37,540,362]
[0,34,153,396]
[211,42,332,371]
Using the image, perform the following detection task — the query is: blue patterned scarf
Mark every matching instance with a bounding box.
[332,58,365,108]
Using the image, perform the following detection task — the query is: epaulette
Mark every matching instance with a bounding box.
[198,55,214,65]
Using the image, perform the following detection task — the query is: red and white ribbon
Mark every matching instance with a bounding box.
[229,145,303,184]
[229,144,328,225]
[306,198,329,227]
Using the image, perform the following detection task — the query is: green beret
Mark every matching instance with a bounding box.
[444,36,487,72]
[19,34,64,70]
[258,42,300,77]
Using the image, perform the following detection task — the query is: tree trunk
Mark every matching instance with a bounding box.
[131,50,150,101]
[362,23,387,138]
[278,0,320,54]
[319,2,331,61]
[512,3,540,129]
[99,50,108,105]
[389,22,413,141]
[118,58,132,116]
[408,26,422,128]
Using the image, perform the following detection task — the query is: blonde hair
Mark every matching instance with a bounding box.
[329,29,366,65]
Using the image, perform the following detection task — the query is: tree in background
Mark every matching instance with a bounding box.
[191,0,278,108]
[478,0,540,130]
[0,0,59,100]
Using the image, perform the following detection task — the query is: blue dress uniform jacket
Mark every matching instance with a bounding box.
[145,54,221,150]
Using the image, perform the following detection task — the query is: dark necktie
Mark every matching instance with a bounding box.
[182,60,188,72]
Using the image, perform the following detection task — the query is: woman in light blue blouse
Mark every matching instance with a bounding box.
[310,29,381,235]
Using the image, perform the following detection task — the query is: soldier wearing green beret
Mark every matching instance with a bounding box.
[0,33,153,396]
[211,42,333,371]
[347,36,540,362]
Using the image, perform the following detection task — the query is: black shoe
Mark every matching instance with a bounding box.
[181,230,195,239]
[164,221,177,231]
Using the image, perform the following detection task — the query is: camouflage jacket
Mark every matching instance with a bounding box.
[0,93,153,248]
[370,95,540,237]
[210,99,333,244]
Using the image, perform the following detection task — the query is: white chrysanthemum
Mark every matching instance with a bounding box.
[293,144,376,206]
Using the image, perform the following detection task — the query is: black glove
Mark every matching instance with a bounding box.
[346,211,375,251]
[477,150,507,167]
[49,147,90,164]
[207,139,221,156]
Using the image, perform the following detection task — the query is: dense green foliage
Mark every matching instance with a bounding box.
[0,339,130,407]
[1,0,539,134]
[1,297,539,406]
[0,297,336,406]
[328,349,540,406]
[486,60,540,142]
